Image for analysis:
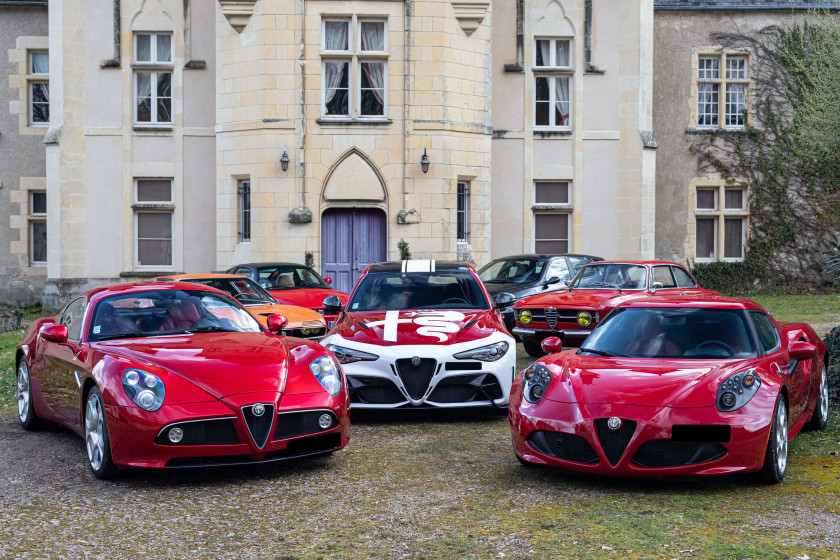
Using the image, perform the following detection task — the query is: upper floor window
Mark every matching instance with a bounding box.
[30,191,46,266]
[321,19,387,119]
[134,33,173,126]
[534,39,572,129]
[238,180,251,243]
[134,179,173,267]
[696,53,749,129]
[533,181,572,253]
[29,51,49,125]
[694,185,748,262]
[457,182,469,242]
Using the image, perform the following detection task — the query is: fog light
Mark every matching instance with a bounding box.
[137,390,156,409]
[577,311,592,327]
[168,427,184,443]
[318,414,333,429]
[519,310,532,325]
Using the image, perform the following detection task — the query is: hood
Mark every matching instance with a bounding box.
[95,332,289,399]
[482,281,541,297]
[269,288,347,309]
[245,302,325,328]
[516,289,639,309]
[545,354,746,407]
[332,309,501,346]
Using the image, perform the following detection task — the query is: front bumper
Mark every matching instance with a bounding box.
[322,334,516,409]
[513,327,591,344]
[509,395,773,476]
[106,391,350,470]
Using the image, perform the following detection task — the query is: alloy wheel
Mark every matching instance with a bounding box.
[17,361,30,423]
[775,400,788,476]
[85,391,106,472]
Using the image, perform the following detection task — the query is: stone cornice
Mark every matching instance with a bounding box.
[451,1,490,36]
[219,0,258,33]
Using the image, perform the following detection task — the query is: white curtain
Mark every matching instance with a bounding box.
[555,77,569,125]
[361,22,384,51]
[539,40,550,67]
[32,53,49,74]
[323,22,348,106]
[555,40,569,67]
[362,62,384,105]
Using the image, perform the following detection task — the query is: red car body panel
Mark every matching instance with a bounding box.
[513,261,718,347]
[17,282,350,471]
[509,296,827,477]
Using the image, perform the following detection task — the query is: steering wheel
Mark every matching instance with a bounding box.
[695,340,735,356]
[442,297,470,305]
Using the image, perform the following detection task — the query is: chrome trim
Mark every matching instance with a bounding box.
[512,328,536,336]
[275,407,335,416]
[155,416,238,440]
[74,370,82,388]
[560,329,592,337]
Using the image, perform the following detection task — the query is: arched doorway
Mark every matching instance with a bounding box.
[321,208,387,294]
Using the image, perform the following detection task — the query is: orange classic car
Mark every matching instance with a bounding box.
[153,274,326,339]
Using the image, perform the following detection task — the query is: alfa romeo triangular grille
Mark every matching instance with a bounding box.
[242,404,275,449]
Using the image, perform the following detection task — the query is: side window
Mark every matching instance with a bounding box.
[672,266,697,288]
[749,311,780,353]
[60,297,87,341]
[544,259,571,283]
[652,266,677,288]
[233,267,251,277]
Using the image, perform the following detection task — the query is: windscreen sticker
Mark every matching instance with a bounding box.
[367,310,466,342]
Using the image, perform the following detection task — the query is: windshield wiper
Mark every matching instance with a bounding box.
[186,326,237,334]
[578,347,627,357]
[96,332,157,341]
[581,282,619,289]
[482,279,509,283]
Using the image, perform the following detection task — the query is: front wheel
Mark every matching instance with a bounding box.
[84,387,117,479]
[17,359,43,430]
[804,362,829,431]
[522,338,546,358]
[758,396,788,484]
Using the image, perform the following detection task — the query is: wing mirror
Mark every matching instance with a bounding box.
[324,276,333,285]
[40,324,69,344]
[266,314,288,334]
[788,341,817,361]
[541,336,563,355]
[542,276,562,288]
[650,281,664,294]
[323,295,344,313]
[494,293,516,309]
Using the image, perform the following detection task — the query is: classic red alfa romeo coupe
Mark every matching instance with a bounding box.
[16,282,350,478]
[509,296,829,482]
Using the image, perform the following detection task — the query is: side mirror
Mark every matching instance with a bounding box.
[541,336,563,355]
[494,293,516,309]
[266,314,288,334]
[40,324,69,344]
[324,276,333,285]
[323,295,344,313]
[650,281,664,294]
[788,341,817,361]
[543,276,561,287]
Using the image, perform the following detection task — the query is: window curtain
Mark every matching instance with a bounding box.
[555,40,569,67]
[323,23,348,106]
[361,23,385,105]
[362,63,384,105]
[539,40,550,67]
[555,77,569,126]
[136,72,152,121]
[32,54,49,74]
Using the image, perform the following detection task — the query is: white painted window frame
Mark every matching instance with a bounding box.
[133,33,174,127]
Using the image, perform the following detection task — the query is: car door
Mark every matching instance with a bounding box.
[40,297,88,427]
[750,311,808,421]
[670,265,709,295]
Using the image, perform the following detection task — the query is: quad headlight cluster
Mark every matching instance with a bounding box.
[122,369,165,411]
[326,344,379,364]
[310,355,343,396]
[454,341,509,362]
[522,363,553,403]
[717,370,761,412]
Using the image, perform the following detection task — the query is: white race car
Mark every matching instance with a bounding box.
[320,260,516,409]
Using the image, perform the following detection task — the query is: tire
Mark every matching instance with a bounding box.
[84,387,118,479]
[758,396,788,484]
[804,362,829,431]
[17,358,44,430]
[522,338,546,358]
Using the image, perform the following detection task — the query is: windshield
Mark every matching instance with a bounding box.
[347,271,490,312]
[183,277,276,306]
[580,307,758,359]
[478,258,545,284]
[88,289,262,341]
[258,265,330,290]
[570,263,647,290]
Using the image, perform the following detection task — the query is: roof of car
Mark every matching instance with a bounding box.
[582,260,687,267]
[617,295,766,311]
[82,281,226,301]
[152,273,248,281]
[230,262,314,269]
[487,254,603,261]
[366,260,476,274]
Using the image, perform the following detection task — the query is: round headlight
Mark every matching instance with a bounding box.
[168,427,184,443]
[519,310,532,325]
[143,376,157,388]
[318,414,333,429]
[125,370,140,385]
[531,384,544,399]
[577,311,592,327]
[137,390,156,409]
[720,391,737,408]
[301,328,312,336]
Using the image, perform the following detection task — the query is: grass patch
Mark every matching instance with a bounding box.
[0,328,24,407]
[733,293,839,325]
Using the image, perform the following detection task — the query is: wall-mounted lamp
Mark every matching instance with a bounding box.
[280,148,290,172]
[420,148,430,174]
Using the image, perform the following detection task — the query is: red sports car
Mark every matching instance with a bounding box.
[510,296,830,482]
[513,261,718,356]
[226,263,349,325]
[15,282,350,478]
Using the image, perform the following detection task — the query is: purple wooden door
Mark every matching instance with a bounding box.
[322,208,386,294]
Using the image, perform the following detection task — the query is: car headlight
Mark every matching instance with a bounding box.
[122,369,165,411]
[519,309,532,325]
[325,344,379,364]
[454,341,510,362]
[522,363,552,403]
[577,311,592,327]
[717,369,761,412]
[309,355,342,396]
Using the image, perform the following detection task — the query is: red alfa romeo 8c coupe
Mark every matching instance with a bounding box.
[510,296,829,482]
[15,282,350,478]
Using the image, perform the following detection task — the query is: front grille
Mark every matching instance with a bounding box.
[395,358,437,400]
[595,418,637,466]
[242,404,275,449]
[427,374,503,403]
[273,410,338,440]
[545,307,557,329]
[155,418,240,446]
[527,430,600,464]
[631,440,727,468]
[348,376,405,404]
